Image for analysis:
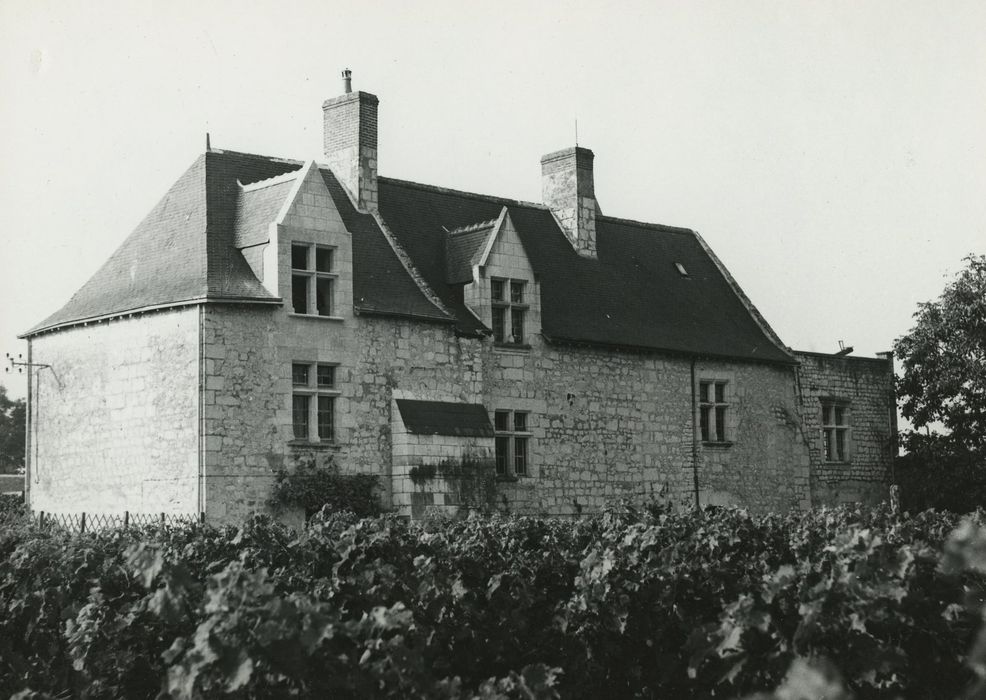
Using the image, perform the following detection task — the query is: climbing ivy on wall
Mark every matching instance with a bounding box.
[268,454,380,519]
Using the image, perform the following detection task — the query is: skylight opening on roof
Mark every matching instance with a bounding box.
[675,262,689,277]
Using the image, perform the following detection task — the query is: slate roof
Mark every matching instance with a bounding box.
[445,221,496,284]
[395,399,494,437]
[377,178,794,364]
[235,174,297,249]
[24,149,794,365]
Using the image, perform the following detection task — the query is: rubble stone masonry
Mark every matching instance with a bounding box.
[795,352,894,504]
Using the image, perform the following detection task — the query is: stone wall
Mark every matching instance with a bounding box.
[27,307,199,515]
[390,397,496,519]
[795,351,894,505]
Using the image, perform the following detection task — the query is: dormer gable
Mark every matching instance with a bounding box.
[460,208,541,345]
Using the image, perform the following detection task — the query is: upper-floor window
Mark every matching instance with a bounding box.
[291,243,336,316]
[491,278,528,344]
[821,400,850,462]
[494,409,530,477]
[699,381,729,443]
[292,362,339,442]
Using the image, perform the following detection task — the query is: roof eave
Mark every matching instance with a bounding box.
[541,332,799,366]
[20,295,282,338]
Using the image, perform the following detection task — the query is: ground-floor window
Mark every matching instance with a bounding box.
[494,409,531,476]
[292,362,339,442]
[699,380,729,443]
[821,400,850,462]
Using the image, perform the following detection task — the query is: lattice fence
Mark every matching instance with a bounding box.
[33,510,204,534]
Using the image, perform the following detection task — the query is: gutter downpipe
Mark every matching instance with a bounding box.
[691,357,700,511]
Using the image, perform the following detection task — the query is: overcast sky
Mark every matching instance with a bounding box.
[1,0,984,399]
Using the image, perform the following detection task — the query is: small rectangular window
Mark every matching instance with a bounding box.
[291,244,308,270]
[493,409,531,477]
[317,365,335,388]
[291,243,338,317]
[821,400,850,462]
[510,308,525,344]
[699,380,729,444]
[292,364,310,386]
[495,436,509,475]
[510,281,525,304]
[291,362,341,444]
[292,275,309,314]
[513,437,528,475]
[317,396,335,442]
[292,395,310,439]
[491,277,529,346]
[316,277,333,316]
[315,247,333,273]
[492,307,506,343]
[494,410,510,431]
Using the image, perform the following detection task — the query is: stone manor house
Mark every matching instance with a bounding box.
[21,74,896,522]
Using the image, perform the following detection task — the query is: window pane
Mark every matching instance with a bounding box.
[714,382,725,404]
[292,275,309,314]
[514,437,528,475]
[491,279,504,301]
[317,365,335,388]
[835,429,846,461]
[510,308,525,344]
[291,244,308,270]
[495,436,509,475]
[700,382,711,404]
[492,307,506,343]
[315,247,333,272]
[715,406,727,442]
[317,396,334,442]
[700,405,710,441]
[513,412,527,432]
[494,411,509,431]
[835,406,846,426]
[292,364,309,386]
[316,277,333,316]
[822,405,832,426]
[292,395,310,439]
[510,281,524,304]
[823,429,833,461]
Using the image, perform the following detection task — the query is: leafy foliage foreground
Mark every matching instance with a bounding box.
[2,499,986,699]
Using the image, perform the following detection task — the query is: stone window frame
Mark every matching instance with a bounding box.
[490,278,530,346]
[493,409,531,478]
[291,361,341,444]
[699,380,731,445]
[290,242,339,318]
[820,398,851,463]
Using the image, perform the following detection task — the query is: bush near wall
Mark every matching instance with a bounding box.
[1,497,986,699]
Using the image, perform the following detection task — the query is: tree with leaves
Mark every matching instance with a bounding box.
[894,254,986,511]
[0,383,26,473]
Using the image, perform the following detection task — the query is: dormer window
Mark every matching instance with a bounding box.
[291,243,336,316]
[491,278,528,344]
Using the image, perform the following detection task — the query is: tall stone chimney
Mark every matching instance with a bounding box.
[322,70,378,211]
[541,146,597,258]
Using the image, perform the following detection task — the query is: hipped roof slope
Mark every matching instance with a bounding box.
[25,149,793,364]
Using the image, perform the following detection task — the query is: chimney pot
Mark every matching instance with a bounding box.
[341,68,352,93]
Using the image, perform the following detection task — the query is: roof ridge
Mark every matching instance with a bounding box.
[448,219,498,236]
[239,169,300,192]
[379,176,548,211]
[210,148,304,166]
[597,214,695,235]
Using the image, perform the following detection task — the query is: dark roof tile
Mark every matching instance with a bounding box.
[396,399,494,437]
